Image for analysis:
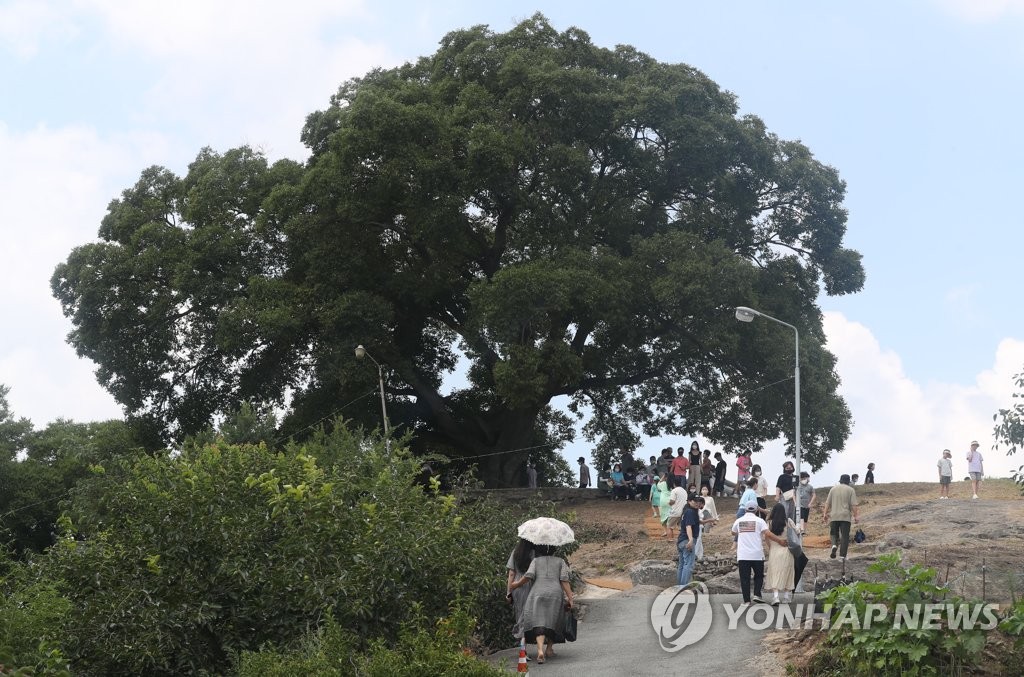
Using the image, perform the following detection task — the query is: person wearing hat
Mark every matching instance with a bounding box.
[937,449,953,499]
[966,441,984,499]
[577,457,591,489]
[822,474,859,560]
[731,499,769,605]
[677,493,702,586]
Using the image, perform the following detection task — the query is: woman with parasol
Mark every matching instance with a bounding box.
[508,517,575,664]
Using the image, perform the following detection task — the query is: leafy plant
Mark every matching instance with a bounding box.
[805,552,990,676]
[24,423,570,675]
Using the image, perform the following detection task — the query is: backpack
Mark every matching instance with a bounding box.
[853,528,866,544]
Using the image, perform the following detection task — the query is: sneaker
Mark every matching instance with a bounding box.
[973,494,979,500]
[771,595,780,606]
[839,556,846,562]
[752,595,765,604]
[739,601,751,608]
[830,545,837,559]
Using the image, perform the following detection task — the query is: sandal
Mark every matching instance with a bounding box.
[537,654,545,664]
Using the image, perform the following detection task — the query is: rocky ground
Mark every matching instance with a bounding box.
[565,478,1024,674]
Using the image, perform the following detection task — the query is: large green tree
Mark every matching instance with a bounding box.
[52,15,863,486]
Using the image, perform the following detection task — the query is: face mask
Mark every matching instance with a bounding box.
[754,472,761,477]
[801,479,809,485]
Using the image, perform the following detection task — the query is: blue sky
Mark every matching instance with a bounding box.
[1,0,1022,485]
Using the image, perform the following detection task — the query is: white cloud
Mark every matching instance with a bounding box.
[0,0,77,59]
[934,0,1024,21]
[76,0,396,162]
[818,312,1024,484]
[0,121,167,425]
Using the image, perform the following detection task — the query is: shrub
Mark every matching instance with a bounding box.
[805,552,990,676]
[0,555,71,675]
[237,606,506,677]
[33,423,570,675]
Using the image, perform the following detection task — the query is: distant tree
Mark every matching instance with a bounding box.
[52,14,863,486]
[993,369,1024,488]
[0,418,149,555]
[0,385,32,461]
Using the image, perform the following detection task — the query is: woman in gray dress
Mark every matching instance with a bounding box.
[509,544,574,664]
[505,538,535,648]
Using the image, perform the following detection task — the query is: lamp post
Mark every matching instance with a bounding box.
[734,306,801,477]
[355,345,391,443]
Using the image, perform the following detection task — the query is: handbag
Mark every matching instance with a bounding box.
[786,523,803,558]
[563,609,578,642]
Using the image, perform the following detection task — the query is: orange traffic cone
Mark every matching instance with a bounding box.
[517,645,529,674]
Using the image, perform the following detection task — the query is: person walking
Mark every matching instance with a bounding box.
[650,472,664,519]
[677,493,701,586]
[699,485,719,532]
[506,538,535,656]
[713,451,727,497]
[509,544,573,664]
[577,457,591,489]
[796,471,817,534]
[732,499,769,605]
[670,448,689,490]
[764,503,796,604]
[822,474,859,560]
[774,461,798,521]
[688,441,703,491]
[937,449,953,499]
[657,474,673,536]
[967,440,984,499]
[665,478,687,540]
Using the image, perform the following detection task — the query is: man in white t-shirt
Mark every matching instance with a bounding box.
[731,499,769,605]
[666,482,687,538]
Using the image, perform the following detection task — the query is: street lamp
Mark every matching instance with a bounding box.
[734,306,801,477]
[355,344,391,442]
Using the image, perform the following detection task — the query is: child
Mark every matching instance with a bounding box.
[796,471,816,534]
[650,473,664,518]
[937,449,953,499]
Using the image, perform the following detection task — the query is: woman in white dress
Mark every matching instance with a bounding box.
[764,503,795,604]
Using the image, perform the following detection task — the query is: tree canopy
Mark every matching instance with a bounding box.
[52,14,864,486]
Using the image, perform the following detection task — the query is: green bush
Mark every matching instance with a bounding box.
[29,424,568,675]
[806,552,990,676]
[238,606,506,677]
[0,556,71,676]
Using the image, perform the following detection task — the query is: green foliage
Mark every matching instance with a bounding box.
[0,419,150,556]
[237,607,506,677]
[52,15,863,485]
[992,370,1024,489]
[0,385,32,462]
[0,555,72,675]
[807,552,990,676]
[29,424,565,675]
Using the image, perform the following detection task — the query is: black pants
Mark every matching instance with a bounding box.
[636,484,651,501]
[794,552,809,586]
[738,560,764,603]
[830,520,852,557]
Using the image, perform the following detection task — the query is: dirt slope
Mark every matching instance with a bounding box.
[569,479,1024,600]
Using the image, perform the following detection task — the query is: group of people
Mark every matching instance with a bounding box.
[505,539,573,664]
[939,441,986,499]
